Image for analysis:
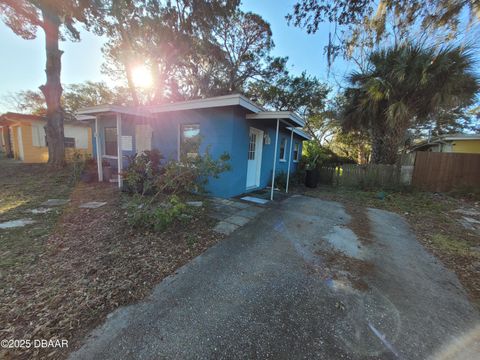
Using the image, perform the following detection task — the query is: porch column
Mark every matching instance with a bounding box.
[116,113,123,188]
[94,116,103,182]
[270,118,280,201]
[285,128,294,193]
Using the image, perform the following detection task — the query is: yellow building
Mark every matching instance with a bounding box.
[412,134,480,154]
[0,112,93,163]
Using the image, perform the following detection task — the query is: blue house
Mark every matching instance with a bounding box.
[77,94,310,199]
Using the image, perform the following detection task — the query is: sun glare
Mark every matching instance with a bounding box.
[132,65,153,88]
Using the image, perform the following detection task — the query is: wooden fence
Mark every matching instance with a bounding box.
[318,152,480,192]
[319,154,415,189]
[411,152,480,192]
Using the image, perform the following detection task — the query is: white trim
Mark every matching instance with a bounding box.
[270,119,280,201]
[17,126,24,160]
[116,114,123,188]
[247,111,305,127]
[77,105,151,117]
[286,127,312,140]
[95,116,103,182]
[286,128,294,193]
[102,155,118,159]
[279,137,288,161]
[246,127,264,189]
[147,94,263,114]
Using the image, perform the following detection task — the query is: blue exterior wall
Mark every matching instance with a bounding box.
[93,106,304,198]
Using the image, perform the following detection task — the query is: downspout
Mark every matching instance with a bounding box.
[270,119,280,201]
[95,116,103,182]
[285,128,294,193]
[116,113,123,189]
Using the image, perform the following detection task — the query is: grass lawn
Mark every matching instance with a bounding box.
[299,185,480,309]
[0,159,222,359]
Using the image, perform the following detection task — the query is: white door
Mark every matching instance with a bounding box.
[246,127,263,189]
[135,124,153,154]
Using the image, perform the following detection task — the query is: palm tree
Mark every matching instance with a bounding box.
[342,43,479,164]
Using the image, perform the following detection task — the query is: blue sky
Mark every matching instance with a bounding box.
[0,0,351,112]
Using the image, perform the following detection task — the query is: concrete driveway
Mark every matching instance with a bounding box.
[71,195,479,360]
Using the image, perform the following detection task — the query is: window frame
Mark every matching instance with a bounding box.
[279,137,287,162]
[293,142,300,162]
[179,123,201,161]
[104,127,118,157]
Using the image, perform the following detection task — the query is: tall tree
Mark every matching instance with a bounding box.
[247,71,330,143]
[342,43,479,164]
[102,3,285,102]
[288,0,480,68]
[0,0,103,167]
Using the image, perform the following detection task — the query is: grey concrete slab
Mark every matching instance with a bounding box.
[236,207,263,219]
[79,202,107,209]
[212,221,239,235]
[27,208,53,214]
[71,196,480,360]
[0,218,36,229]
[224,215,250,227]
[186,201,203,207]
[229,201,251,210]
[41,199,70,206]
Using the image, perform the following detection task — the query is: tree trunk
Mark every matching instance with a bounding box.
[370,126,403,164]
[39,9,65,168]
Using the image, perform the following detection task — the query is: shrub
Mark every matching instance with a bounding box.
[126,195,188,232]
[123,150,164,195]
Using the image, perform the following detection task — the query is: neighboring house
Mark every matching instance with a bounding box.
[0,112,93,163]
[410,134,480,154]
[77,94,310,199]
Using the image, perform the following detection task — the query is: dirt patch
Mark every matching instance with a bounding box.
[0,180,223,359]
[316,249,375,291]
[344,203,373,245]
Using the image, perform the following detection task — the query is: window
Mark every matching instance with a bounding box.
[180,124,200,160]
[293,142,300,162]
[64,137,76,148]
[248,132,256,160]
[104,127,118,157]
[279,137,287,161]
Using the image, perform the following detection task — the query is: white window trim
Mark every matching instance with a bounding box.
[293,142,300,162]
[279,137,287,161]
[102,155,118,160]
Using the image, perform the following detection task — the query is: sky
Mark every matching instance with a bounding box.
[0,0,352,112]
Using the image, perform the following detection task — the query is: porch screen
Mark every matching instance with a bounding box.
[180,124,200,160]
[104,127,118,156]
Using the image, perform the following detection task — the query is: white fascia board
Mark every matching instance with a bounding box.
[246,111,305,127]
[147,94,263,114]
[76,105,151,118]
[442,136,480,141]
[286,127,312,140]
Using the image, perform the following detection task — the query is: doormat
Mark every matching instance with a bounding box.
[240,196,268,205]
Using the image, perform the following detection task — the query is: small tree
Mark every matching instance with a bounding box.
[0,0,103,167]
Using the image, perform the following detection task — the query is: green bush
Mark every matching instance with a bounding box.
[126,195,188,232]
[123,147,230,198]
[123,150,164,195]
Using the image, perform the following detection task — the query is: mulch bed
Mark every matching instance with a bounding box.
[0,182,223,359]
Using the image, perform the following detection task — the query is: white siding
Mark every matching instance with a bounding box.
[64,125,88,149]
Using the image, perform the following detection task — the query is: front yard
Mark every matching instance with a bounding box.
[0,160,223,359]
[299,185,480,309]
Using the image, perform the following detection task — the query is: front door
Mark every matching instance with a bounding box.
[246,127,263,189]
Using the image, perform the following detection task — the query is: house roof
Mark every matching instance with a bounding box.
[286,127,312,140]
[411,133,480,150]
[76,94,306,128]
[0,112,89,127]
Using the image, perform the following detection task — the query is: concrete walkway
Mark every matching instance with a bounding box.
[70,195,479,360]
